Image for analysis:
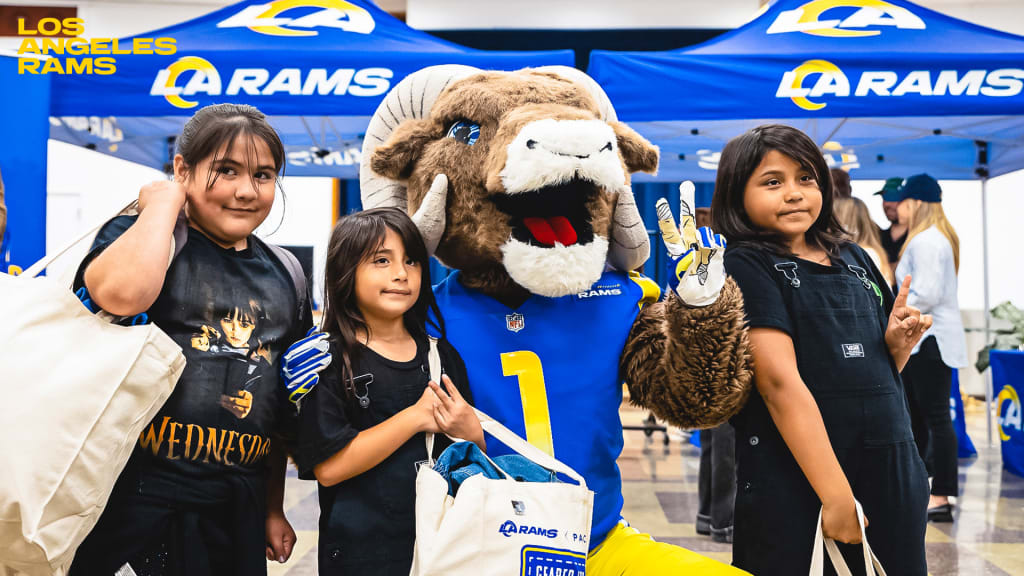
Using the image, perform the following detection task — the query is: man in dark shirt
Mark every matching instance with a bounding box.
[876,177,906,273]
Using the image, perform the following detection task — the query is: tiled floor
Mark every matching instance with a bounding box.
[270,398,1024,575]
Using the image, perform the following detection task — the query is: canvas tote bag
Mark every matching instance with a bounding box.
[410,339,594,576]
[0,204,186,576]
[809,501,887,576]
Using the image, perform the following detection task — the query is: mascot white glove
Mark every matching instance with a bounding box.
[655,181,727,307]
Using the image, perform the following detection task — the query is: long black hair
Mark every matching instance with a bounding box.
[320,207,445,401]
[710,124,846,256]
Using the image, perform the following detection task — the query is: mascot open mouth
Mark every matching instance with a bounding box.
[490,178,598,248]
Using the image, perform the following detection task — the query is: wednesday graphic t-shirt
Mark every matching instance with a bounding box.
[75,215,308,478]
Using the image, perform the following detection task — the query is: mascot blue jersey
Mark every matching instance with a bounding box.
[431,269,660,548]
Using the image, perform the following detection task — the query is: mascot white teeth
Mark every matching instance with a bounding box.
[362,64,753,574]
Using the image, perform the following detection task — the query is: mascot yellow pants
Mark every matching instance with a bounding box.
[587,524,750,575]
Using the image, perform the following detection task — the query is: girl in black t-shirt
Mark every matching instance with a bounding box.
[710,125,932,575]
[294,207,482,576]
[70,104,308,576]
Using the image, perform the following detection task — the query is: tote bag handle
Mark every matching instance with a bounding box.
[20,200,187,279]
[424,338,588,489]
[810,501,887,576]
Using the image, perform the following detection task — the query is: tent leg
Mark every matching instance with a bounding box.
[981,176,992,447]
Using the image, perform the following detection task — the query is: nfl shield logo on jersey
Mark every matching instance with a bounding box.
[506,313,525,333]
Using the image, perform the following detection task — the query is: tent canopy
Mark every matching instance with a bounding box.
[588,0,1024,181]
[49,0,572,176]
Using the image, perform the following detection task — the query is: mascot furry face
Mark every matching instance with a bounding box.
[361,66,657,299]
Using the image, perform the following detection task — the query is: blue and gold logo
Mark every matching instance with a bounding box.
[998,385,1021,442]
[767,0,925,37]
[217,0,375,37]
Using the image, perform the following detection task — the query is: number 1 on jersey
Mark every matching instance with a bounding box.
[500,351,554,457]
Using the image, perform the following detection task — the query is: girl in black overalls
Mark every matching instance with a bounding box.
[710,125,933,575]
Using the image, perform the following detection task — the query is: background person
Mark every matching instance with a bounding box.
[895,173,968,523]
[875,177,906,274]
[830,167,851,200]
[695,204,736,545]
[834,196,894,286]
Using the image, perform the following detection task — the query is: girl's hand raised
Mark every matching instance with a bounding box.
[886,275,934,371]
[138,180,187,214]
[428,375,485,450]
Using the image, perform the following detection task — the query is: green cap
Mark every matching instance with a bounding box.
[874,177,903,202]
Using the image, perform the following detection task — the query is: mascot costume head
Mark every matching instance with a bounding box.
[361,65,655,300]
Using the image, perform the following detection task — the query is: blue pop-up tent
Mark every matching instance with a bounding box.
[49,0,572,177]
[588,0,1024,183]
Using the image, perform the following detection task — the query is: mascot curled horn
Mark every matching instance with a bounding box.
[292,65,753,574]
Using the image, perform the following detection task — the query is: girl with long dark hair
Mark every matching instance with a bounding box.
[70,103,309,575]
[293,207,482,575]
[712,124,932,575]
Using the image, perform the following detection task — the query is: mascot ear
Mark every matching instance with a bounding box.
[610,121,659,175]
[370,119,435,180]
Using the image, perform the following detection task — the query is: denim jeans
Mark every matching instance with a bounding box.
[432,441,558,496]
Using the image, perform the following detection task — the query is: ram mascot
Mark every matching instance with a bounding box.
[298,65,753,574]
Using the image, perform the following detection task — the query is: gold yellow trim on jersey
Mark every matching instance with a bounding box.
[628,271,660,310]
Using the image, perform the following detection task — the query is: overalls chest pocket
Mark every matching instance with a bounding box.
[774,260,894,398]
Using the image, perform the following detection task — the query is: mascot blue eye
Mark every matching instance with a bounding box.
[446,121,480,146]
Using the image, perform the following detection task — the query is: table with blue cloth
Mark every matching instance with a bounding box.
[991,349,1024,477]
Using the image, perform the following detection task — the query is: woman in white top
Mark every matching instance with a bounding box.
[894,174,968,523]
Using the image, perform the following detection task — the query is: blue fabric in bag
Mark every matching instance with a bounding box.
[432,441,559,497]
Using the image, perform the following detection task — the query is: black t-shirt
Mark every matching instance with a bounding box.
[294,335,471,574]
[879,224,906,267]
[75,215,310,478]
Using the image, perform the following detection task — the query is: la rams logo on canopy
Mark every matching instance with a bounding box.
[217,0,375,37]
[777,59,1024,110]
[998,385,1022,442]
[152,56,219,109]
[767,0,925,37]
[150,55,393,108]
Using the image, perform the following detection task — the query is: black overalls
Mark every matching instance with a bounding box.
[725,244,928,576]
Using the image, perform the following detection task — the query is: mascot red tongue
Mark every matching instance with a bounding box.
[524,216,577,246]
[361,64,752,574]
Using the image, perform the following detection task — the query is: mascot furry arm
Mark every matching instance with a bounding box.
[361,65,750,429]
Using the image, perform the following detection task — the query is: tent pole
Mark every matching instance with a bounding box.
[982,175,992,446]
[974,140,993,446]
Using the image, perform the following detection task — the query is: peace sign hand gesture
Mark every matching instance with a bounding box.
[885,275,934,370]
[656,181,727,307]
